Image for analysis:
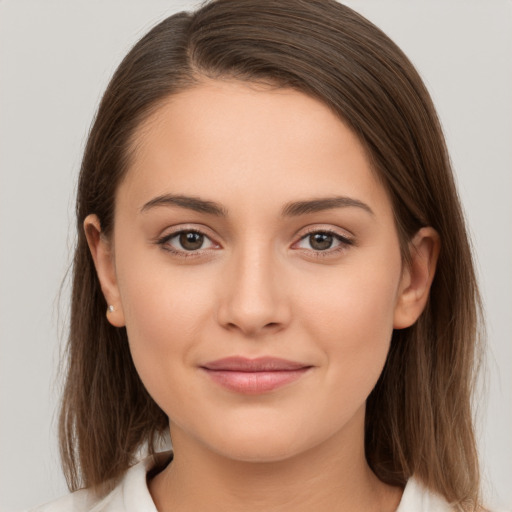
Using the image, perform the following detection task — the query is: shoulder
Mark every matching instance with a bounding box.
[26,453,169,512]
[397,478,507,512]
[397,477,454,512]
[26,488,98,512]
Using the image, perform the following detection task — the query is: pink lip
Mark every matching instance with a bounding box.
[200,357,312,394]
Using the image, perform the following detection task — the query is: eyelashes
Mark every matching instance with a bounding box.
[294,228,354,255]
[156,229,219,259]
[155,227,355,259]
[164,230,216,252]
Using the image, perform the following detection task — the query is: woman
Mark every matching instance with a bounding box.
[31,0,485,510]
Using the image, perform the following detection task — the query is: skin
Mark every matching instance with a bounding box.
[85,80,439,512]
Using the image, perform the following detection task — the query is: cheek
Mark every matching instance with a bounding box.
[300,257,400,335]
[114,249,216,409]
[298,259,401,392]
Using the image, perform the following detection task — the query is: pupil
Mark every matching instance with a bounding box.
[310,233,333,250]
[180,232,203,250]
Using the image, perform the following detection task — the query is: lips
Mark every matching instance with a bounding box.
[200,357,312,394]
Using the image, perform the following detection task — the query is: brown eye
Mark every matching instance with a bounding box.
[294,230,354,255]
[179,231,204,250]
[159,229,217,254]
[308,232,334,251]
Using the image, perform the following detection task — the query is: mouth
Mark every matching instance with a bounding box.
[200,356,313,394]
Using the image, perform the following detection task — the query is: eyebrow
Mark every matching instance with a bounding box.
[140,193,373,217]
[282,196,374,217]
[141,194,228,216]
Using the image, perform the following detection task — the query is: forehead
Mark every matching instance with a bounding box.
[118,79,390,217]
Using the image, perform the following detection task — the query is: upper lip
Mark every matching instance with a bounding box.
[201,356,310,372]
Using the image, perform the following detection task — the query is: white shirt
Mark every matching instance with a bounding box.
[28,454,454,512]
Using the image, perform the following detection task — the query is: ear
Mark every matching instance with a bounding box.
[393,227,440,329]
[84,214,126,327]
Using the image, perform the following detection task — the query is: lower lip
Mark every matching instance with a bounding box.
[202,368,310,394]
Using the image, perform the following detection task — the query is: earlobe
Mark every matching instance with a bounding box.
[393,227,440,329]
[83,214,126,327]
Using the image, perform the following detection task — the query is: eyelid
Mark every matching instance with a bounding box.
[295,224,355,243]
[155,223,219,241]
[154,224,222,256]
[291,225,355,256]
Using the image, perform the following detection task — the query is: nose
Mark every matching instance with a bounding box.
[216,244,291,338]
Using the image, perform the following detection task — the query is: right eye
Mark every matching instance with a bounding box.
[157,229,218,255]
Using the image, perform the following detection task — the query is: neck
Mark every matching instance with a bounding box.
[149,409,402,512]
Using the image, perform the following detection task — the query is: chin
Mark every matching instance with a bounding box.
[211,437,305,464]
[194,418,331,464]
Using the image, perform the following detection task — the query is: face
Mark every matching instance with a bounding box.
[88,80,434,463]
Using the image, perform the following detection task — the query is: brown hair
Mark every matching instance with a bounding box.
[59,0,484,509]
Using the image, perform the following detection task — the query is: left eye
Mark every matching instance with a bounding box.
[295,231,350,251]
[164,230,216,252]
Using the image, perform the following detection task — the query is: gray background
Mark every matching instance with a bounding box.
[1,1,511,510]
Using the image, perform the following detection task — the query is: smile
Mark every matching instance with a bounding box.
[200,357,312,394]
